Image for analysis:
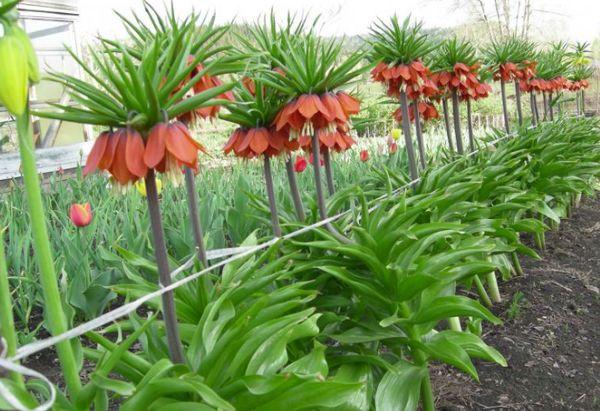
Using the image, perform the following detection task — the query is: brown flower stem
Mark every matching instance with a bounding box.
[529,92,537,127]
[581,90,585,116]
[576,90,581,116]
[399,90,419,181]
[284,156,306,221]
[322,149,335,196]
[183,167,210,273]
[450,89,464,154]
[311,132,351,244]
[514,80,523,126]
[533,92,540,124]
[145,169,185,364]
[442,97,454,151]
[548,92,554,121]
[263,155,282,237]
[466,98,475,152]
[412,99,427,169]
[500,79,510,133]
[542,92,548,121]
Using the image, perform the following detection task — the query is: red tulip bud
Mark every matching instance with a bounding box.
[389,142,398,154]
[70,203,92,227]
[360,150,369,162]
[294,156,308,173]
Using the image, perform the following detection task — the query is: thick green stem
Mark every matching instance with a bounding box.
[0,229,24,386]
[529,92,537,127]
[15,110,81,396]
[486,272,502,303]
[310,133,351,244]
[500,79,510,133]
[399,90,419,181]
[448,317,462,331]
[466,98,474,152]
[511,252,523,276]
[442,97,454,151]
[145,169,185,364]
[451,89,464,154]
[322,149,335,196]
[548,92,554,121]
[542,92,548,121]
[474,275,493,307]
[284,156,306,221]
[183,167,209,268]
[514,80,523,126]
[412,99,427,169]
[263,155,282,237]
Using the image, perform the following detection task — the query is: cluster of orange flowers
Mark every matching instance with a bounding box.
[224,127,298,158]
[176,58,235,124]
[431,63,492,102]
[84,121,205,187]
[371,60,438,100]
[493,62,521,82]
[393,101,439,123]
[223,91,360,159]
[564,79,590,91]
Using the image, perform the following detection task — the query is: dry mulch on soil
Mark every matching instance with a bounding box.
[433,196,600,411]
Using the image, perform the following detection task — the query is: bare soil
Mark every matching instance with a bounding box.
[433,196,600,411]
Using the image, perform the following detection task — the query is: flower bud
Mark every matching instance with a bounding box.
[10,26,40,83]
[0,34,29,115]
[69,203,93,227]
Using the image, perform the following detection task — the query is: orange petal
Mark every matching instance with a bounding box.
[83,131,109,176]
[336,92,360,116]
[98,130,120,170]
[110,132,134,185]
[296,94,319,119]
[165,124,198,166]
[125,129,147,178]
[248,128,269,155]
[321,93,347,122]
[144,123,167,168]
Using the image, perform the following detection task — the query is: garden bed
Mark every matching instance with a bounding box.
[434,196,600,410]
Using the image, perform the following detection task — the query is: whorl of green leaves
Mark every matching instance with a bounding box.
[260,28,369,96]
[431,37,478,73]
[483,36,536,69]
[219,76,286,128]
[536,44,570,80]
[234,11,318,70]
[34,5,236,130]
[569,41,592,67]
[368,16,437,65]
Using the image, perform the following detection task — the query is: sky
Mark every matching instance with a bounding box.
[78,0,600,43]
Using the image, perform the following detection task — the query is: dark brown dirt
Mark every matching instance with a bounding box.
[434,196,600,411]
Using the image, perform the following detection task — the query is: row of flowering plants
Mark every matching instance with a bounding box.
[0,2,598,411]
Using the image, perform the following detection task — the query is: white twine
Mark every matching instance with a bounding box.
[0,338,56,411]
[10,127,524,363]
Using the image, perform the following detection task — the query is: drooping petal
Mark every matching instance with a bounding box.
[144,123,168,168]
[248,128,270,155]
[165,124,199,167]
[98,129,120,170]
[125,129,148,178]
[110,132,135,185]
[83,131,109,176]
[336,92,360,116]
[296,94,319,119]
